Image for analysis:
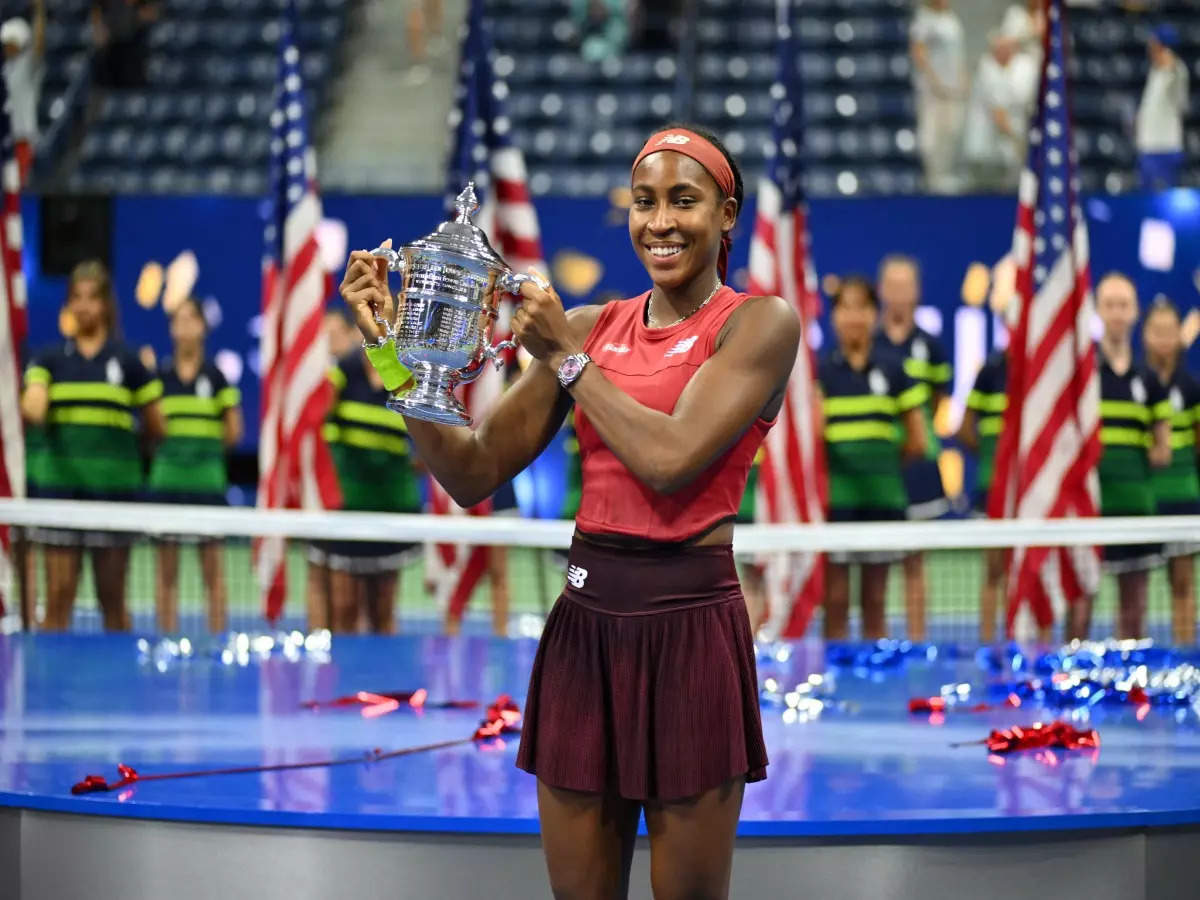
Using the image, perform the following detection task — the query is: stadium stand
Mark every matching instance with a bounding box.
[14,0,1200,196]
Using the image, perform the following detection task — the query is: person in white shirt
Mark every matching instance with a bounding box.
[1,2,44,185]
[1136,24,1189,191]
[963,33,1038,193]
[1001,0,1044,59]
[910,0,967,194]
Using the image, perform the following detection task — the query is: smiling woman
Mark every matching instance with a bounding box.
[340,123,800,900]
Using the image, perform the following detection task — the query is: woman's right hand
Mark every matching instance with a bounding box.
[339,241,395,344]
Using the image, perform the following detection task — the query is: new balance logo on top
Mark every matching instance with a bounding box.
[566,565,589,589]
[602,342,630,354]
[664,335,699,357]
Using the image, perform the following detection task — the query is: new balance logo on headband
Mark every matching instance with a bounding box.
[656,133,691,146]
[566,565,588,589]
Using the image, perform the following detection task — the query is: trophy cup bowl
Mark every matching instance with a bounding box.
[368,182,540,426]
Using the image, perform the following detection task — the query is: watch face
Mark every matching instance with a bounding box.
[560,357,581,382]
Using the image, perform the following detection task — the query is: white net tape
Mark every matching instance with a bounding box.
[1,499,1197,643]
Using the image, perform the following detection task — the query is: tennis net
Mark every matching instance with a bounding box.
[1,499,1197,645]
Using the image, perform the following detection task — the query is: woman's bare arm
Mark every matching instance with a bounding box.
[901,406,927,462]
[957,407,979,453]
[402,306,599,506]
[21,383,47,425]
[223,406,244,448]
[142,399,167,441]
[340,248,603,507]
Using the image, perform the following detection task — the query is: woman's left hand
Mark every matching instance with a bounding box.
[510,270,577,362]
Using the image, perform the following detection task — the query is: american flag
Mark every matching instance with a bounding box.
[747,0,827,639]
[426,0,546,619]
[0,71,27,615]
[256,6,341,622]
[988,0,1100,636]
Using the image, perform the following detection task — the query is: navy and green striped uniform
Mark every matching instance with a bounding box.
[818,348,928,517]
[1098,356,1170,516]
[147,360,239,502]
[24,340,163,497]
[324,352,421,515]
[1150,366,1200,515]
[966,351,1007,510]
[874,326,950,517]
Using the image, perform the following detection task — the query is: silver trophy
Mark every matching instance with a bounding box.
[369,182,540,426]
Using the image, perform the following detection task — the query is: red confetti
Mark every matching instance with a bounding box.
[908,697,947,714]
[952,720,1099,754]
[473,694,521,740]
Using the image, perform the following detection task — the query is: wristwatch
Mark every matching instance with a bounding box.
[556,352,591,389]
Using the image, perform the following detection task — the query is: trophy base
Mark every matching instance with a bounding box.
[385,364,472,426]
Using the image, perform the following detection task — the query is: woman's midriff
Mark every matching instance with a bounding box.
[573,519,735,550]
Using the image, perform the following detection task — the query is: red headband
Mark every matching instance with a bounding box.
[631,129,736,281]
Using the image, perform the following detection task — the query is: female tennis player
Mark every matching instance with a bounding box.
[342,125,799,899]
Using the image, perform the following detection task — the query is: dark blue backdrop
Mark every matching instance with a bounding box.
[20,189,1200,515]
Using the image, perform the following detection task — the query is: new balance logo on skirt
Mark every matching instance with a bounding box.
[566,565,588,589]
[665,335,698,357]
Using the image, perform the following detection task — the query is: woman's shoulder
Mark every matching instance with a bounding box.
[718,291,798,335]
[568,293,644,344]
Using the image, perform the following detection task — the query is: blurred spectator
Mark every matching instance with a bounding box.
[2,2,45,184]
[404,0,445,87]
[91,0,160,89]
[910,0,967,194]
[1000,0,1045,57]
[323,307,359,360]
[963,33,1037,193]
[1136,24,1189,191]
[572,0,628,63]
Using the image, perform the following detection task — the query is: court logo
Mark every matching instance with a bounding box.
[665,335,699,357]
[602,342,630,354]
[656,133,690,146]
[106,358,123,386]
[566,565,589,589]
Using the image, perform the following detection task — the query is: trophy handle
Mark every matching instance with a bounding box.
[497,270,550,296]
[368,245,405,341]
[370,245,405,272]
[483,339,517,370]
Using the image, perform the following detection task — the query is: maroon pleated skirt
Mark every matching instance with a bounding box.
[515,534,768,802]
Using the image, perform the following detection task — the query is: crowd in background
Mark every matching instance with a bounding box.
[912,0,1190,193]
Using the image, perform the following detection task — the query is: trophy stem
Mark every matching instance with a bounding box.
[385,362,472,426]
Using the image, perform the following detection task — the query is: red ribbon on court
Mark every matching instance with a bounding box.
[70,694,522,795]
[908,694,1022,714]
[951,721,1099,753]
[300,688,479,717]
